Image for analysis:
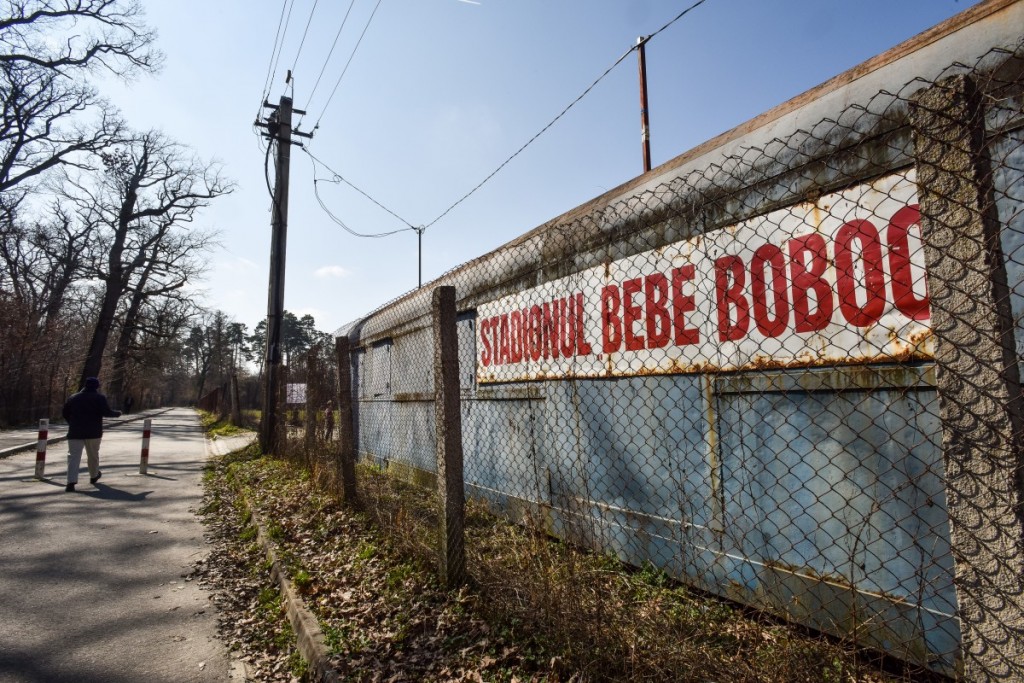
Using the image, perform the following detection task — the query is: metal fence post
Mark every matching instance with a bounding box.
[910,73,1024,682]
[433,285,465,587]
[334,335,357,504]
[34,419,48,479]
[139,418,152,475]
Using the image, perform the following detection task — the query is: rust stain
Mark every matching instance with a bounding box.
[762,558,915,608]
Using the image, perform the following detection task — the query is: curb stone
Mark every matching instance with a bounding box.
[243,489,342,683]
[203,430,340,682]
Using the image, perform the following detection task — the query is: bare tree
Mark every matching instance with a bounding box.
[0,0,160,193]
[69,131,232,388]
[107,222,216,404]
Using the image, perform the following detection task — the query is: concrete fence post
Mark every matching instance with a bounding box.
[34,419,48,479]
[230,372,241,426]
[433,285,465,587]
[334,335,357,504]
[910,73,1024,681]
[304,346,319,454]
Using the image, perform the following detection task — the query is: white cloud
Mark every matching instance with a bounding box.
[314,265,350,279]
[219,255,259,273]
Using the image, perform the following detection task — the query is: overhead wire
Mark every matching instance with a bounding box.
[311,0,385,133]
[267,0,298,99]
[421,0,710,230]
[646,0,710,42]
[303,0,358,114]
[254,0,294,154]
[305,148,418,238]
[300,0,712,236]
[259,0,292,111]
[421,45,636,230]
[289,0,321,80]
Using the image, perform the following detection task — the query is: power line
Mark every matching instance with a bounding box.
[421,0,711,230]
[647,0,710,43]
[303,0,712,234]
[267,0,298,99]
[259,0,292,110]
[303,0,358,113]
[313,180,416,239]
[290,0,321,79]
[306,149,417,238]
[304,147,416,229]
[421,45,635,230]
[311,0,385,133]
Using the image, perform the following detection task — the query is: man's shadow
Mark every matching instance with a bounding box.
[84,482,152,502]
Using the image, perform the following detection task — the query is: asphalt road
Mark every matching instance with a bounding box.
[0,408,240,683]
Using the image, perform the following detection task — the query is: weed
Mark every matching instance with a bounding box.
[294,569,313,591]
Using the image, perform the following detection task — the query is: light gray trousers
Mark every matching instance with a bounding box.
[66,438,101,484]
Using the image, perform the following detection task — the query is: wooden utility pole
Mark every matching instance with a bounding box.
[258,96,292,452]
[637,35,652,174]
[255,95,312,452]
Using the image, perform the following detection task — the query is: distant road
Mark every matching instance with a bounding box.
[0,409,170,457]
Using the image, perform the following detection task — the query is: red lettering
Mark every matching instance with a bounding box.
[559,298,575,356]
[509,311,524,363]
[528,306,543,361]
[576,293,593,355]
[671,265,699,345]
[835,219,885,327]
[623,278,645,351]
[887,204,929,321]
[602,285,622,353]
[645,273,671,349]
[789,233,833,333]
[542,302,560,360]
[715,255,750,342]
[750,243,790,338]
[480,318,492,366]
[499,314,510,364]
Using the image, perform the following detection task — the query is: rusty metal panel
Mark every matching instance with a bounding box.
[714,367,959,674]
[389,401,435,474]
[476,171,930,384]
[392,328,433,395]
[355,341,392,462]
[463,398,543,509]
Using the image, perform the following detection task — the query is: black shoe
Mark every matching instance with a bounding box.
[65,483,76,492]
[90,471,102,485]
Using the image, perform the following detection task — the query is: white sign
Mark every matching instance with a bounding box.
[477,171,930,383]
[286,383,307,404]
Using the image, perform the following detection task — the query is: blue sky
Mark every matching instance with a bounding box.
[101,0,983,335]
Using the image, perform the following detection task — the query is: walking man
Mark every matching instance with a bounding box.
[63,377,121,492]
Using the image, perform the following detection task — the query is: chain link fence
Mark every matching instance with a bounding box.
[276,32,1024,681]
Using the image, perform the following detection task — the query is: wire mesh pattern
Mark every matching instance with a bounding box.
[281,42,1024,680]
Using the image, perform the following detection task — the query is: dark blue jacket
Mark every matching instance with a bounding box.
[62,388,121,439]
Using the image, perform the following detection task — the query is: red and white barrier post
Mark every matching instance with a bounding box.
[139,418,152,474]
[34,418,48,479]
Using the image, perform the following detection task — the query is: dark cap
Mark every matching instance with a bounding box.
[85,377,100,389]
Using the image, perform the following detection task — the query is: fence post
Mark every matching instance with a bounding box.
[230,372,241,426]
[139,418,152,474]
[433,286,465,587]
[910,74,1024,681]
[34,419,48,479]
[304,346,319,453]
[334,335,357,504]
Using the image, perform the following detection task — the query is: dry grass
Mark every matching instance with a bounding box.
[255,437,926,682]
